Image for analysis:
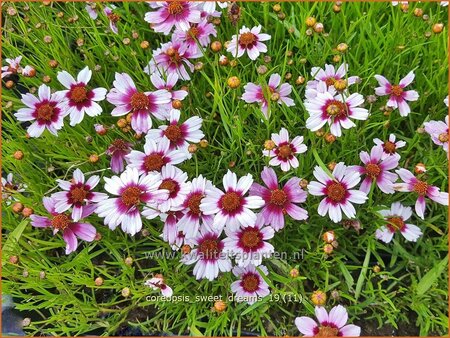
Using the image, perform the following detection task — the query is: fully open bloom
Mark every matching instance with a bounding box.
[106,139,132,174]
[144,1,201,35]
[349,146,399,194]
[2,56,22,78]
[395,169,448,219]
[307,64,360,92]
[375,202,422,243]
[15,84,67,137]
[374,71,419,117]
[51,169,107,221]
[424,116,448,153]
[177,175,214,239]
[231,264,270,305]
[262,128,307,172]
[104,6,120,34]
[305,91,369,137]
[373,133,406,160]
[173,20,217,54]
[308,162,367,223]
[181,227,232,281]
[146,109,204,156]
[145,40,201,81]
[30,197,96,255]
[106,72,171,134]
[150,73,188,108]
[250,167,308,231]
[223,217,274,267]
[153,164,190,213]
[96,168,169,236]
[227,25,270,60]
[200,170,264,231]
[242,74,295,119]
[57,67,107,126]
[126,138,187,175]
[144,275,173,297]
[295,305,361,337]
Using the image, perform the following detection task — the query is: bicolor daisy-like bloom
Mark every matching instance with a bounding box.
[153,164,190,213]
[262,128,307,172]
[231,264,270,305]
[144,1,202,35]
[57,67,107,126]
[424,116,449,153]
[181,227,232,281]
[226,25,271,60]
[177,175,214,239]
[146,109,204,155]
[374,71,419,117]
[96,168,169,236]
[295,305,361,337]
[145,40,202,81]
[1,173,26,202]
[395,169,448,219]
[373,133,406,160]
[307,64,360,92]
[104,6,120,34]
[200,170,265,231]
[106,72,171,134]
[126,138,187,175]
[223,217,274,267]
[2,56,22,78]
[308,162,368,223]
[51,169,107,221]
[349,146,399,194]
[242,73,295,119]
[30,197,96,255]
[106,139,132,174]
[173,20,217,54]
[250,167,308,231]
[14,84,67,137]
[305,91,369,137]
[375,202,422,243]
[144,275,173,297]
[150,73,188,107]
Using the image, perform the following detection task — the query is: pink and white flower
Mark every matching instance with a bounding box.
[223,217,274,267]
[201,1,228,13]
[22,65,36,77]
[394,169,448,219]
[250,167,308,231]
[146,109,204,156]
[181,227,232,281]
[153,164,190,213]
[375,202,422,243]
[373,133,406,160]
[200,170,265,231]
[126,138,187,175]
[144,275,173,297]
[231,264,270,305]
[2,173,26,202]
[57,67,107,126]
[150,73,188,107]
[305,91,369,137]
[2,56,22,78]
[226,25,271,60]
[144,1,201,35]
[30,197,96,255]
[104,6,120,34]
[14,84,67,137]
[295,305,361,337]
[51,169,107,221]
[424,116,449,153]
[307,64,360,91]
[308,162,368,223]
[177,175,214,239]
[85,3,98,20]
[160,211,185,248]
[374,71,419,117]
[106,139,132,174]
[349,146,399,194]
[145,40,202,81]
[96,168,169,236]
[242,73,295,119]
[262,128,307,172]
[106,72,171,134]
[173,20,217,54]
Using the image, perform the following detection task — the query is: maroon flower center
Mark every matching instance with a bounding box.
[413,180,428,196]
[188,26,200,38]
[220,191,242,212]
[108,13,120,23]
[439,132,448,143]
[159,179,178,198]
[130,92,149,111]
[277,144,293,159]
[198,238,221,260]
[36,103,55,121]
[239,228,263,250]
[365,163,381,179]
[70,186,89,203]
[316,325,339,337]
[164,125,182,143]
[386,216,405,232]
[51,214,71,230]
[167,1,184,15]
[391,85,403,97]
[187,193,203,215]
[166,47,183,65]
[326,182,346,202]
[325,77,337,87]
[270,189,287,206]
[325,100,347,118]
[239,32,256,47]
[241,274,259,292]
[144,154,165,172]
[383,141,396,154]
[70,86,88,103]
[121,186,142,207]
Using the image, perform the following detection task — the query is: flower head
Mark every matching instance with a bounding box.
[424,116,448,153]
[106,139,132,174]
[104,6,120,34]
[231,264,270,304]
[307,64,360,93]
[227,25,271,60]
[2,56,22,78]
[373,133,406,160]
[2,173,26,202]
[173,20,217,54]
[144,275,173,297]
[153,164,190,213]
